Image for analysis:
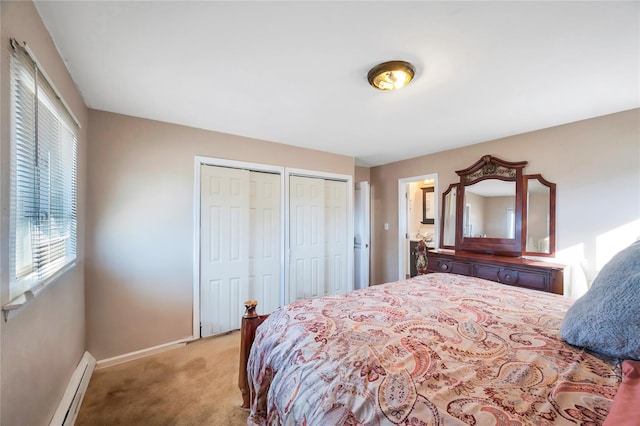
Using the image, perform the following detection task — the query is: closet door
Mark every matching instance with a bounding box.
[249,171,281,315]
[325,179,349,295]
[200,165,250,336]
[288,176,349,302]
[289,176,325,301]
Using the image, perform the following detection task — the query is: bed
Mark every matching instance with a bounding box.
[239,272,626,425]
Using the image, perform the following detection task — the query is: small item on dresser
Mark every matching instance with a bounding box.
[415,239,428,274]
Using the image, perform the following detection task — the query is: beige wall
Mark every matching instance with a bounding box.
[86,110,355,360]
[0,2,88,425]
[0,3,637,422]
[355,166,371,186]
[370,109,640,294]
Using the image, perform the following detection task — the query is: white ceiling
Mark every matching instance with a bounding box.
[34,1,639,167]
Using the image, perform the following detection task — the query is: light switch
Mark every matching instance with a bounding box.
[384,223,389,230]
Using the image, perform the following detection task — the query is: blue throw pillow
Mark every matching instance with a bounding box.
[560,240,640,360]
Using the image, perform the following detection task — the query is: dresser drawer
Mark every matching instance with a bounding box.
[431,258,472,275]
[426,250,564,294]
[474,265,548,291]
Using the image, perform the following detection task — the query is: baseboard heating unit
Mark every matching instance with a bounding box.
[50,351,96,426]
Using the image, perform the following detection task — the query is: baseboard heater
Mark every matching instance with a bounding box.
[50,351,96,426]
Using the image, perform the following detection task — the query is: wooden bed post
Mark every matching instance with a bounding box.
[238,300,269,409]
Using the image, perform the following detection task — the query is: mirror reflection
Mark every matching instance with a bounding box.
[463,180,516,239]
[442,185,457,247]
[526,178,551,253]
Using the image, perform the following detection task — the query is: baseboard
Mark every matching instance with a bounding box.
[50,351,96,426]
[96,337,193,369]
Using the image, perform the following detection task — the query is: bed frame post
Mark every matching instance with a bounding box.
[238,300,268,409]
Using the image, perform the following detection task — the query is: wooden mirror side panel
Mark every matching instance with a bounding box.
[440,183,458,249]
[523,174,556,257]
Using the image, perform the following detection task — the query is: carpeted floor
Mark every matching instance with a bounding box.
[76,331,249,426]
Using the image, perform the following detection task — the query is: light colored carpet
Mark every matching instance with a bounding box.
[76,331,249,426]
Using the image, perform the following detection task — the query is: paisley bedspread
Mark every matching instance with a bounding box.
[247,273,622,425]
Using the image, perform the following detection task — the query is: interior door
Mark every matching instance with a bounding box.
[200,165,249,336]
[325,179,349,295]
[288,176,325,302]
[405,183,412,278]
[249,171,281,315]
[354,181,370,289]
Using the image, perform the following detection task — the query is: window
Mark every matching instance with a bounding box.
[8,39,78,303]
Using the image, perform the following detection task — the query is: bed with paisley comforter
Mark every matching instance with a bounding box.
[243,273,622,425]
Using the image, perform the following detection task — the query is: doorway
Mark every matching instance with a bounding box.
[397,173,438,280]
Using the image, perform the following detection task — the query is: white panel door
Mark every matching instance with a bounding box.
[289,176,325,302]
[249,171,281,315]
[200,165,250,337]
[354,181,370,289]
[325,180,349,295]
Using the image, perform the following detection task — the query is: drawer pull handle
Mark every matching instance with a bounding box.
[440,264,449,271]
[498,269,519,284]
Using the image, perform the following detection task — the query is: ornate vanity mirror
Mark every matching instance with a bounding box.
[439,184,458,249]
[455,155,527,256]
[439,155,557,257]
[431,155,561,294]
[523,174,556,256]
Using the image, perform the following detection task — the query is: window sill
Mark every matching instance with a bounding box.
[2,262,76,321]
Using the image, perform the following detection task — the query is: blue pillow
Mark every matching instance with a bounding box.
[560,240,640,360]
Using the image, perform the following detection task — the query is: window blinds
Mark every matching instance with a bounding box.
[9,40,78,301]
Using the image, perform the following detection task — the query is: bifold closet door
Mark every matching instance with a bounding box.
[289,176,325,301]
[200,165,250,336]
[324,179,349,295]
[289,176,349,303]
[200,165,280,337]
[248,171,281,316]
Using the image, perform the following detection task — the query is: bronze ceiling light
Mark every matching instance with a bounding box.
[367,60,415,90]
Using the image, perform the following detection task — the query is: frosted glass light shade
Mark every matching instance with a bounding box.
[367,61,415,90]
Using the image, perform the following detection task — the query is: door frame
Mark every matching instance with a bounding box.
[354,181,370,290]
[284,168,354,304]
[193,156,285,340]
[397,173,439,281]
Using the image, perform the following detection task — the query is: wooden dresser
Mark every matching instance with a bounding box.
[426,249,565,294]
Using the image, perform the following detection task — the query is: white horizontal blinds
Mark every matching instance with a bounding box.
[9,40,78,300]
[10,44,38,297]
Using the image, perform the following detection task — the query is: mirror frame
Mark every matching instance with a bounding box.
[421,186,435,224]
[523,174,556,257]
[439,183,458,249]
[455,155,527,256]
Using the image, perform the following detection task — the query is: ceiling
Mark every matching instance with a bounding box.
[34,1,639,167]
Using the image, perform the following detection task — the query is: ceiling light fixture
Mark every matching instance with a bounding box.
[367,60,415,91]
